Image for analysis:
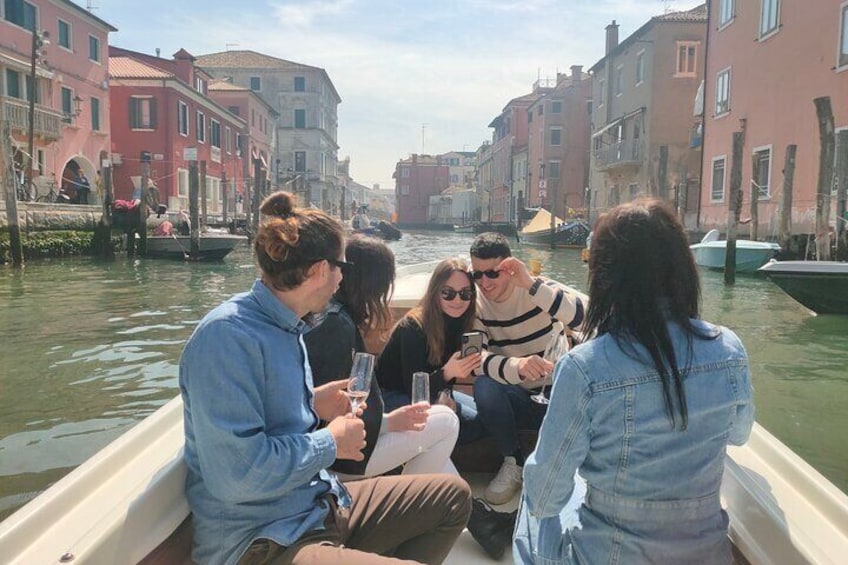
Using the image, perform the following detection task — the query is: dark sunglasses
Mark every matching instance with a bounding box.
[440,288,474,301]
[470,269,500,281]
[328,258,354,271]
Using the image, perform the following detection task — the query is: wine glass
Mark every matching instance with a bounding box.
[347,352,374,414]
[531,331,566,405]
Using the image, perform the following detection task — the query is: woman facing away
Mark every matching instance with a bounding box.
[180,192,471,565]
[304,234,460,478]
[514,198,754,565]
[376,257,487,446]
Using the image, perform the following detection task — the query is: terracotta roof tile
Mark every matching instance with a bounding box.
[195,50,318,71]
[109,57,174,79]
[208,80,248,91]
[655,3,707,23]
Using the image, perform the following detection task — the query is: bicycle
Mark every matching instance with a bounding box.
[35,181,59,203]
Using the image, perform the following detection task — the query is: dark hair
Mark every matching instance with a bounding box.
[585,198,716,430]
[470,232,512,260]
[336,235,395,332]
[254,191,344,291]
[407,258,476,365]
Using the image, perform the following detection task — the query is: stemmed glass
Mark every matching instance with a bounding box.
[347,352,374,414]
[531,331,566,405]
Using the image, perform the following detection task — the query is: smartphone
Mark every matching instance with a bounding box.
[461,332,484,358]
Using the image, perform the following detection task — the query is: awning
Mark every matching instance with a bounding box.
[591,107,644,138]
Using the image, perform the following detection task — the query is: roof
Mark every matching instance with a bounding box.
[208,80,248,92]
[59,0,118,32]
[109,57,174,79]
[488,92,539,128]
[195,50,341,103]
[590,3,707,72]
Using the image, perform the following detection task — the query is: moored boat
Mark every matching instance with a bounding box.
[758,260,848,315]
[690,229,780,273]
[519,208,590,248]
[1,260,847,564]
[145,233,247,261]
[352,220,403,241]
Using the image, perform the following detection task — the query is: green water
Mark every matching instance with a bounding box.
[1,231,846,521]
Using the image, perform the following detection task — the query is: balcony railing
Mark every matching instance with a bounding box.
[593,138,643,170]
[0,95,64,141]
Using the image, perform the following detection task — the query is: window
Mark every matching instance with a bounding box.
[90,97,101,131]
[129,97,156,129]
[401,167,410,178]
[719,0,735,27]
[36,148,44,174]
[235,133,243,156]
[840,3,848,68]
[551,100,562,114]
[711,156,726,201]
[752,147,771,197]
[194,76,205,94]
[294,76,305,91]
[537,105,543,116]
[178,168,188,197]
[760,0,780,38]
[210,119,221,148]
[635,51,645,84]
[550,127,562,146]
[548,161,561,179]
[3,0,36,31]
[197,111,206,143]
[5,69,21,99]
[295,151,306,172]
[61,87,73,122]
[251,109,255,127]
[225,126,232,154]
[178,101,188,136]
[58,19,71,49]
[676,42,698,76]
[615,65,623,95]
[629,183,639,200]
[599,79,606,106]
[249,76,261,91]
[401,184,410,195]
[715,68,731,116]
[294,109,306,129]
[88,35,100,63]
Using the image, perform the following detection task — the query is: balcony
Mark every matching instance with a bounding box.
[593,139,643,171]
[1,95,64,141]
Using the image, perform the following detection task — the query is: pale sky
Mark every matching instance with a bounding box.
[85,0,703,188]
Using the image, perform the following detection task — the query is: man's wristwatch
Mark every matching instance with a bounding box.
[529,277,544,296]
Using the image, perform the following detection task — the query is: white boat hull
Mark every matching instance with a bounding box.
[690,240,781,273]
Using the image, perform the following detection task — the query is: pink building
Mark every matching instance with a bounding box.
[700,0,848,237]
[394,154,449,226]
[108,47,247,215]
[1,0,116,200]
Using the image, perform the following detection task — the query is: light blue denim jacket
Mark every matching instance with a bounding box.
[515,319,754,565]
[180,279,349,565]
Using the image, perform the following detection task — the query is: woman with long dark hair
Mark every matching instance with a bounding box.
[514,198,754,564]
[305,235,460,478]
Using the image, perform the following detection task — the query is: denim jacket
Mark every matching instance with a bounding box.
[516,319,754,565]
[180,280,349,565]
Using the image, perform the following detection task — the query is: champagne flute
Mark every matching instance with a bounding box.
[531,331,566,405]
[347,352,374,414]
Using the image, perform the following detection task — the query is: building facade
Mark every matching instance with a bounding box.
[195,51,341,213]
[588,6,707,227]
[700,0,848,237]
[108,47,246,215]
[1,0,115,200]
[394,154,449,225]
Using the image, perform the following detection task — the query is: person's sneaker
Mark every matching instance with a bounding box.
[467,498,512,559]
[484,456,522,505]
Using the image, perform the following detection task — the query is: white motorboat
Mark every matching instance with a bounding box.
[1,261,846,564]
[758,260,848,315]
[690,229,781,273]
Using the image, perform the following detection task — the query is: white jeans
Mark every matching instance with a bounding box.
[338,405,460,480]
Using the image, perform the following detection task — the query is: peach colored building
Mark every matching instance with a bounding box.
[2,0,116,200]
[700,0,848,238]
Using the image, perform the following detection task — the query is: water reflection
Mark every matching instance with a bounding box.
[1,235,846,522]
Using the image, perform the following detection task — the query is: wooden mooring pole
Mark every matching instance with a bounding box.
[189,161,200,260]
[778,145,796,255]
[814,97,835,261]
[836,130,848,261]
[658,145,669,201]
[725,131,744,285]
[97,150,115,259]
[1,121,23,266]
[200,160,207,230]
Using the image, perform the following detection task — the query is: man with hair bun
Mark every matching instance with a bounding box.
[180,191,471,565]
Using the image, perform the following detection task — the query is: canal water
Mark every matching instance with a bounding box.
[1,231,847,522]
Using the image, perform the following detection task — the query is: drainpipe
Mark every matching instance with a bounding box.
[696,1,712,232]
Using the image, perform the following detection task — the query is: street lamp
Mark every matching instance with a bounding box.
[25,28,49,200]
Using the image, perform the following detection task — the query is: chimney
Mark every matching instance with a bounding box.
[605,20,619,55]
[172,48,196,85]
[571,65,583,82]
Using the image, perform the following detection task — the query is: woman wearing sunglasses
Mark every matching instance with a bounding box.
[305,235,460,479]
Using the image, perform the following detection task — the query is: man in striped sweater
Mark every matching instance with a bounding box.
[469,233,588,505]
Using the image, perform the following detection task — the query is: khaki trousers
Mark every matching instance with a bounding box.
[238,474,471,565]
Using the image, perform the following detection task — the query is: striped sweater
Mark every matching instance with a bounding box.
[473,277,588,388]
